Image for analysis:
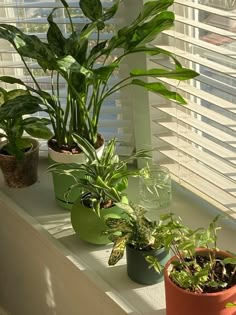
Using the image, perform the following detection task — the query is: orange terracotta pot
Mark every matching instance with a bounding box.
[164,249,236,315]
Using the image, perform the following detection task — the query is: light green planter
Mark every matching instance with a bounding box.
[71,196,128,245]
[48,157,81,210]
[48,142,104,210]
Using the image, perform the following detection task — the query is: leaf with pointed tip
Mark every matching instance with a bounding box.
[125,11,174,50]
[25,121,53,139]
[136,0,174,23]
[0,24,56,71]
[7,89,29,100]
[130,68,198,81]
[80,0,103,21]
[0,95,44,120]
[101,0,121,21]
[93,63,119,81]
[55,55,93,79]
[47,9,66,57]
[131,79,187,105]
[23,117,51,126]
[65,33,88,64]
[121,46,182,68]
[72,133,98,162]
[0,87,7,105]
[89,40,107,61]
[0,75,26,86]
[108,235,129,265]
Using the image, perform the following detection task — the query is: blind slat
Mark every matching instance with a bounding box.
[154,121,236,164]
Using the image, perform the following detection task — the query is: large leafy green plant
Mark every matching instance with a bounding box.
[48,134,150,215]
[0,88,52,159]
[0,0,198,151]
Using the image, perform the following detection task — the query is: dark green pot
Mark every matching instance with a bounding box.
[71,196,128,245]
[126,245,170,285]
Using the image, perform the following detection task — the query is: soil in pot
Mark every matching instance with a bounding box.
[164,250,236,315]
[0,139,39,188]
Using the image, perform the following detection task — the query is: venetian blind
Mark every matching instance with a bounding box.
[0,0,134,156]
[150,0,236,218]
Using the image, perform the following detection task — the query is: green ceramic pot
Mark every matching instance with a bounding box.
[126,244,170,285]
[48,139,105,211]
[71,196,128,245]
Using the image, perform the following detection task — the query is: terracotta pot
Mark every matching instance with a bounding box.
[126,245,170,285]
[164,249,236,315]
[48,136,105,210]
[0,138,39,188]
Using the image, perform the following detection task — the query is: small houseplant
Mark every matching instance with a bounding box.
[0,88,52,187]
[0,0,198,206]
[48,135,150,245]
[106,203,180,285]
[164,214,236,315]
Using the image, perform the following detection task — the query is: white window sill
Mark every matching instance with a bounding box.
[0,156,235,315]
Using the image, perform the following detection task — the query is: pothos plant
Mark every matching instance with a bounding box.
[167,214,236,293]
[0,0,198,152]
[47,135,151,216]
[106,202,180,272]
[0,88,52,159]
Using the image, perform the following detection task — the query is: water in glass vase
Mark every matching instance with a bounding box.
[139,165,172,210]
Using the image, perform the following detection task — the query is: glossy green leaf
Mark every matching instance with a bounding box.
[101,0,121,21]
[65,33,88,64]
[47,9,66,57]
[72,133,98,162]
[0,75,26,86]
[55,55,93,78]
[126,11,174,49]
[136,0,174,23]
[0,87,7,105]
[88,40,107,60]
[131,79,187,105]
[7,89,29,100]
[122,46,182,68]
[25,121,53,139]
[93,63,119,81]
[0,95,43,120]
[130,68,198,80]
[80,0,103,21]
[223,257,236,265]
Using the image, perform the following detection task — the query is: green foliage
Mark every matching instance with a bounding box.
[0,0,198,150]
[47,135,150,216]
[168,214,236,293]
[226,303,236,308]
[106,203,180,266]
[0,88,52,159]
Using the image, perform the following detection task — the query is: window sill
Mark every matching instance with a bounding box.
[0,156,235,315]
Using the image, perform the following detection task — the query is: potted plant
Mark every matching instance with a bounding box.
[0,0,198,207]
[0,88,52,188]
[164,214,236,315]
[106,203,180,285]
[48,134,150,244]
